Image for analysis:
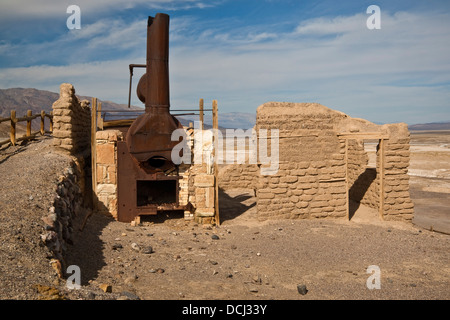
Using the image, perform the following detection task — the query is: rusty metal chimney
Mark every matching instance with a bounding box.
[126,13,182,171]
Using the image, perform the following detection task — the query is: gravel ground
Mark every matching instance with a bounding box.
[67,199,449,300]
[0,137,449,300]
[0,136,74,299]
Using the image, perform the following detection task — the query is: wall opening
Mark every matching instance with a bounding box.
[344,136,386,221]
[137,180,177,206]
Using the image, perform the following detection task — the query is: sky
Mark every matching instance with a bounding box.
[0,0,449,125]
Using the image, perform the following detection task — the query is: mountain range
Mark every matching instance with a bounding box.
[1,87,448,132]
[0,87,256,131]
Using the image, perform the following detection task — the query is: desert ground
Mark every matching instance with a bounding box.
[0,130,449,301]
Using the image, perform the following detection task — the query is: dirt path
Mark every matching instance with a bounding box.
[64,188,449,300]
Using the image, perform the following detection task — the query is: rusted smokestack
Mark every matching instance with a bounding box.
[126,13,182,170]
[146,13,170,112]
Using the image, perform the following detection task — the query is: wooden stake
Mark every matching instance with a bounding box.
[378,138,385,221]
[49,111,53,133]
[40,110,45,135]
[212,100,220,225]
[10,110,16,146]
[91,98,98,210]
[26,110,32,137]
[344,138,349,220]
[97,102,103,130]
[199,98,204,130]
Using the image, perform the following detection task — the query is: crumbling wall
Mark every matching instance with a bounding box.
[40,162,87,271]
[255,102,348,220]
[52,83,91,156]
[95,130,122,219]
[382,124,414,221]
[252,101,414,222]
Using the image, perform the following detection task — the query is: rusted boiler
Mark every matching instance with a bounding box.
[117,13,190,222]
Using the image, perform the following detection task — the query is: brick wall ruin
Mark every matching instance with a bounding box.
[52,83,91,156]
[255,102,348,220]
[382,124,414,220]
[219,102,414,222]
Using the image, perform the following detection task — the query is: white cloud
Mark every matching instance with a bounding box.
[1,9,449,124]
[170,10,450,123]
[0,0,217,20]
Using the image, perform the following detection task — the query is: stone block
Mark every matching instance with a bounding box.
[195,208,215,217]
[194,175,215,187]
[96,143,115,164]
[97,184,116,195]
[258,192,275,199]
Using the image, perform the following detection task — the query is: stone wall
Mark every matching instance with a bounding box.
[382,124,414,221]
[217,164,259,191]
[255,102,348,220]
[40,161,88,272]
[95,130,122,219]
[52,83,91,156]
[251,102,414,222]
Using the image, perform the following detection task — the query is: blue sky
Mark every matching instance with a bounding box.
[0,0,449,124]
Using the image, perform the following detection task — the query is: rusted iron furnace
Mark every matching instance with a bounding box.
[117,13,190,222]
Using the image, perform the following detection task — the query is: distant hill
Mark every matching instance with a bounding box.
[0,88,256,131]
[0,87,140,120]
[408,122,450,131]
[0,87,142,138]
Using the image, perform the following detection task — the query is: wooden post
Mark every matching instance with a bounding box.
[97,102,104,130]
[212,100,220,225]
[344,138,349,220]
[91,98,98,209]
[26,110,32,137]
[378,139,385,221]
[40,110,45,135]
[10,110,16,146]
[199,98,204,131]
[49,111,53,133]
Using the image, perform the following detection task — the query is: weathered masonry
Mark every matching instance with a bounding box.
[219,102,414,222]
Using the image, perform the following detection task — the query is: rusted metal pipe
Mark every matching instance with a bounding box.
[125,13,183,167]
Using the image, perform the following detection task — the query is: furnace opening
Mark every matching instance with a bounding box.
[137,180,177,206]
[148,156,168,168]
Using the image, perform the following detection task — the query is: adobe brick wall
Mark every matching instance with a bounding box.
[217,164,259,191]
[52,83,91,156]
[255,102,348,220]
[382,123,414,221]
[252,102,413,222]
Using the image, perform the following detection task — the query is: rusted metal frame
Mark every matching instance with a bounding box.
[128,64,146,109]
